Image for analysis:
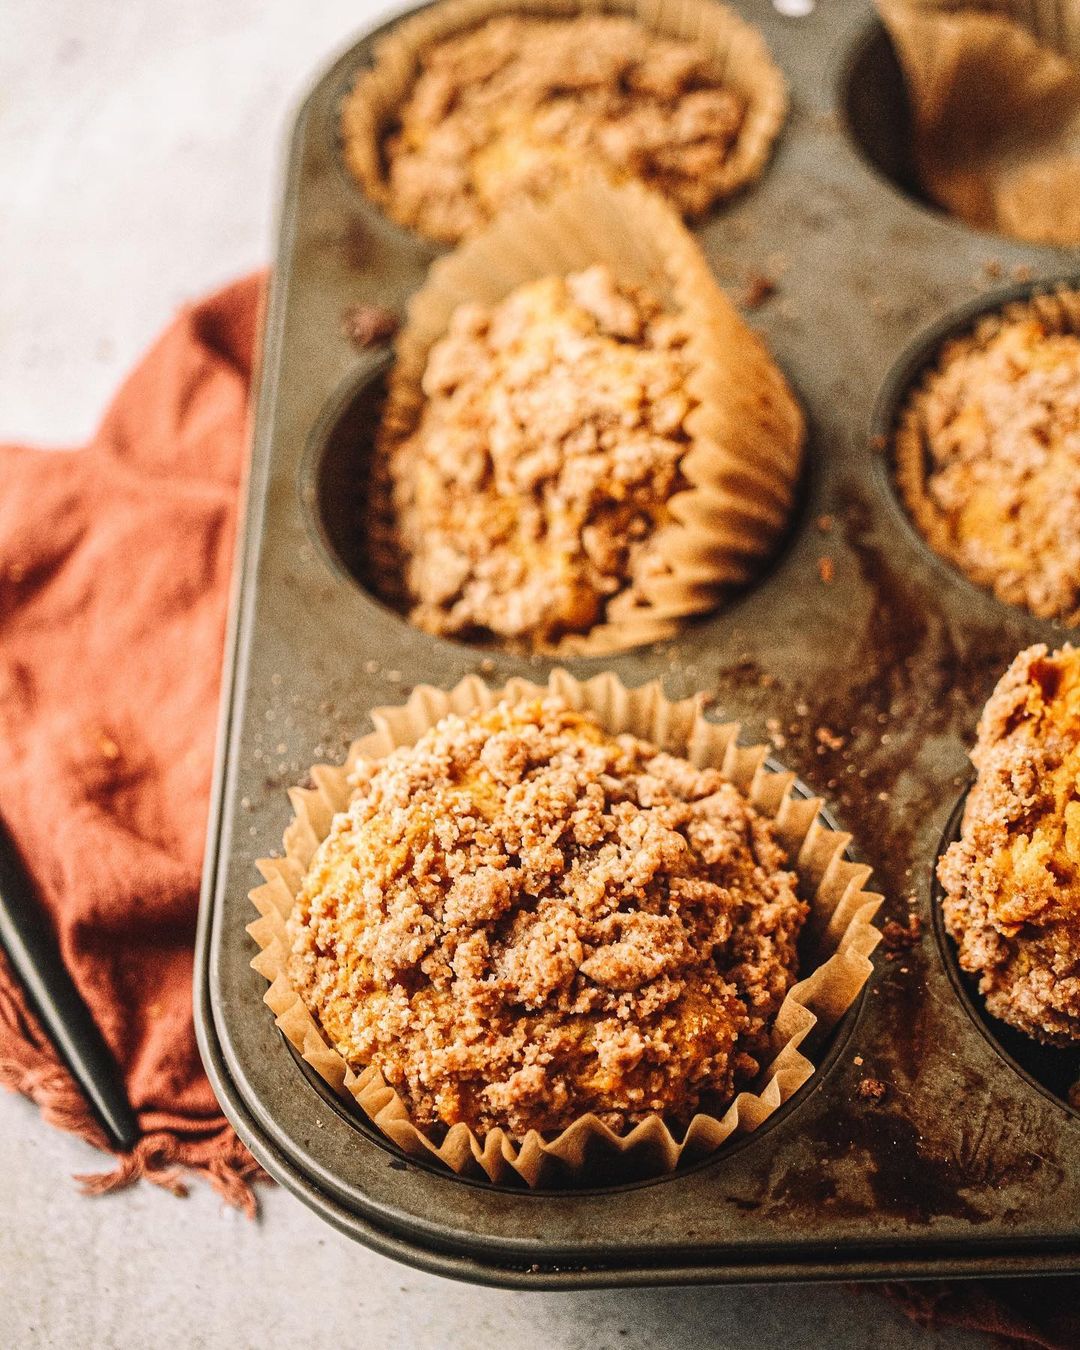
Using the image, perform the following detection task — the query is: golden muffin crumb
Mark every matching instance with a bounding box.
[939,644,1080,1044]
[372,265,695,648]
[357,14,746,243]
[286,696,807,1139]
[899,317,1080,623]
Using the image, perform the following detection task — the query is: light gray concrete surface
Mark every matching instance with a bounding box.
[1,1089,988,1349]
[0,1,988,1345]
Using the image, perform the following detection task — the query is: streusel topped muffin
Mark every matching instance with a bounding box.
[347,13,748,243]
[372,264,696,648]
[896,313,1080,623]
[939,644,1080,1044]
[286,695,807,1139]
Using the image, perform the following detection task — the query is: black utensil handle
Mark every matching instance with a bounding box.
[0,815,140,1153]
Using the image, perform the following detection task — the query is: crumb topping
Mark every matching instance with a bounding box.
[939,644,1080,1044]
[371,265,695,648]
[362,14,745,243]
[286,696,806,1139]
[902,317,1080,623]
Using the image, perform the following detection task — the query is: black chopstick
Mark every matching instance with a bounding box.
[0,813,139,1153]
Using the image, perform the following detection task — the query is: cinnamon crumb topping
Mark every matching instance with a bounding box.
[899,317,1080,623]
[360,14,745,243]
[370,265,695,648]
[287,696,806,1138]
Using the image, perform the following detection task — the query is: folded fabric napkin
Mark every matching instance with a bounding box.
[0,273,266,1212]
[0,271,1074,1344]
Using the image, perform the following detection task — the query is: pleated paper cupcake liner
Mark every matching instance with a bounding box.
[249,669,882,1188]
[342,0,787,242]
[372,172,805,655]
[894,283,1080,610]
[879,0,1080,244]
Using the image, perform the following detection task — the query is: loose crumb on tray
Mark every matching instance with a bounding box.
[342,303,399,349]
[881,914,922,958]
[286,695,807,1140]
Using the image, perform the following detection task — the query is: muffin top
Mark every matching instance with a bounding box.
[359,13,745,243]
[898,316,1080,623]
[372,264,695,648]
[938,644,1080,1044]
[286,695,806,1139]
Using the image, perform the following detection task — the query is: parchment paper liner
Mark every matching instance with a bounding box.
[879,0,1080,244]
[249,670,882,1188]
[894,284,1080,606]
[370,172,805,656]
[341,0,788,240]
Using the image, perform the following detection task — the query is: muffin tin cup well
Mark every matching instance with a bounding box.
[274,760,873,1197]
[196,0,1080,1285]
[841,18,926,215]
[302,355,818,655]
[360,172,807,655]
[843,9,1080,247]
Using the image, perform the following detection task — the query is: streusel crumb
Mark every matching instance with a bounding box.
[899,317,1080,623]
[357,14,745,243]
[370,265,695,648]
[286,696,806,1138]
[939,644,1080,1044]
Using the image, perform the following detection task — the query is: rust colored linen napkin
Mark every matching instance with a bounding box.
[0,273,266,1211]
[885,1278,1080,1348]
[0,271,1076,1344]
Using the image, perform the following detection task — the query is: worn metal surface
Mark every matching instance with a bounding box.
[195,0,1080,1285]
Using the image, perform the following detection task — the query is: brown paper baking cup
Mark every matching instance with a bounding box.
[342,0,787,240]
[879,0,1080,244]
[894,284,1080,583]
[374,172,805,655]
[248,670,882,1188]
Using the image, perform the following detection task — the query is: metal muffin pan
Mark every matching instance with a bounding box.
[194,0,1080,1285]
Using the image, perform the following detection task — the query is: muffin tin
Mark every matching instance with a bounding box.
[194,0,1080,1284]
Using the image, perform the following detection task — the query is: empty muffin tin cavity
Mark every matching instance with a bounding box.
[841,20,926,216]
